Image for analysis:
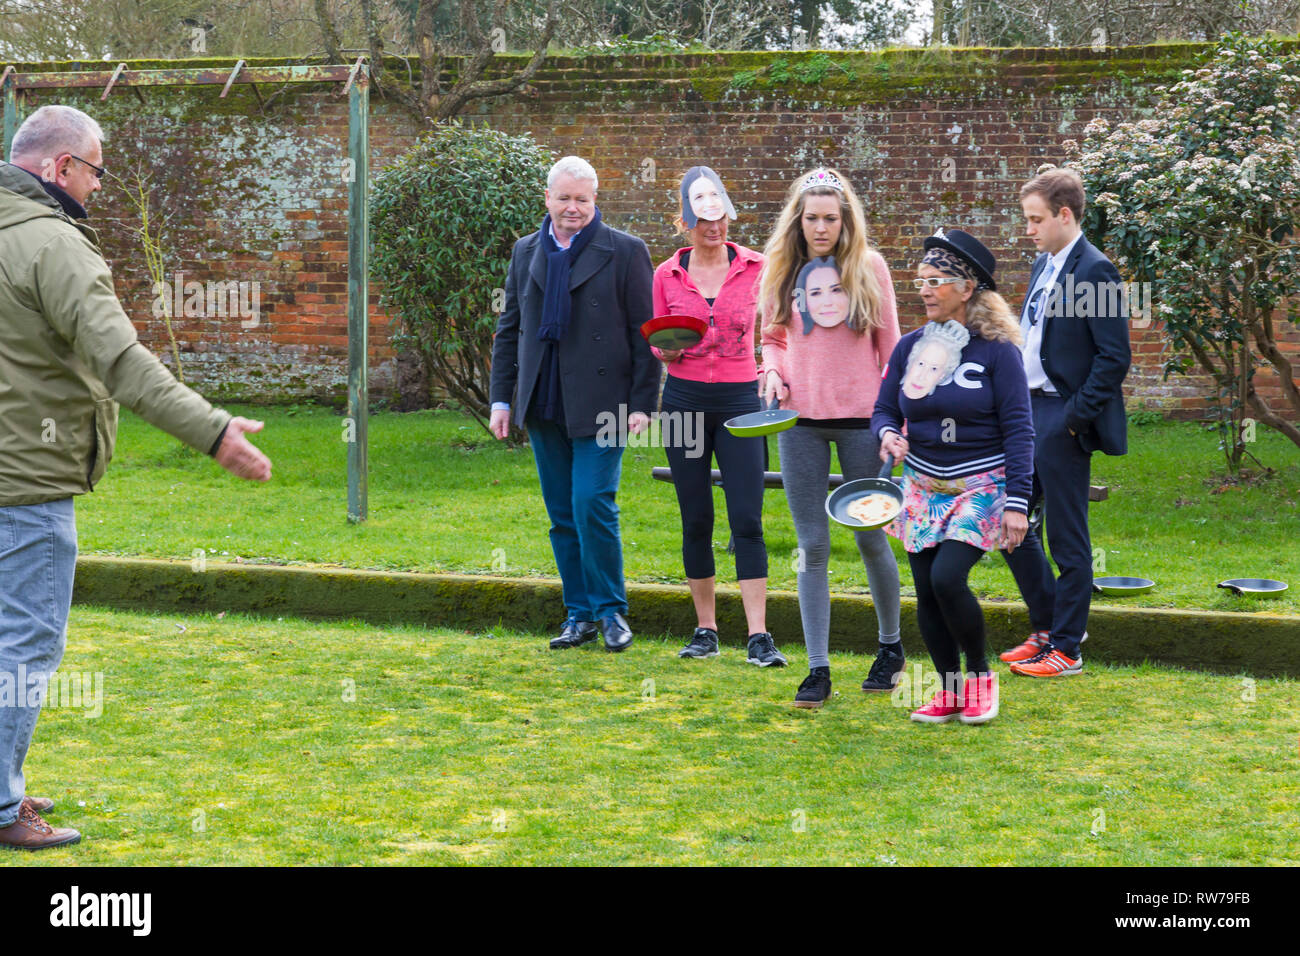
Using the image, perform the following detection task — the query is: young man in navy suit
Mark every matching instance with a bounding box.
[999,166,1131,676]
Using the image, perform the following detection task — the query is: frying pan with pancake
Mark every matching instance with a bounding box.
[826,454,903,529]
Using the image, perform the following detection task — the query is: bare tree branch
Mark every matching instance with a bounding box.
[432,0,560,122]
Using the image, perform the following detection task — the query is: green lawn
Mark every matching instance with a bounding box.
[5,607,1297,866]
[76,406,1300,612]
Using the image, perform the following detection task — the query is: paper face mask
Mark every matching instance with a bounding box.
[795,256,850,334]
[901,321,971,400]
[680,165,737,228]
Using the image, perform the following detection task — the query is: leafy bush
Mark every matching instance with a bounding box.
[371,122,552,438]
[1070,34,1300,473]
[1127,409,1164,428]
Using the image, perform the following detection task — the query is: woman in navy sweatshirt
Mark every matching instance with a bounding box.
[872,229,1033,726]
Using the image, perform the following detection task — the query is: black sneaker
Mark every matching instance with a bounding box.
[679,627,720,658]
[793,666,832,709]
[746,632,788,667]
[861,643,906,693]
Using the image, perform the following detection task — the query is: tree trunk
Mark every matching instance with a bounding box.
[313,0,343,62]
[1249,308,1300,440]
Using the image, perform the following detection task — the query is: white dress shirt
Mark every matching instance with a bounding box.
[1021,231,1082,392]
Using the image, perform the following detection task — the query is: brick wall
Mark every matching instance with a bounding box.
[9,47,1298,420]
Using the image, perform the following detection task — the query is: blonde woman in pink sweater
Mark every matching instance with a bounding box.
[759,168,902,708]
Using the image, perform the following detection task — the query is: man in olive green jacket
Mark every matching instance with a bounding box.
[0,105,271,851]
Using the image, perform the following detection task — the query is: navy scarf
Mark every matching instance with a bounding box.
[539,207,601,342]
[535,207,601,421]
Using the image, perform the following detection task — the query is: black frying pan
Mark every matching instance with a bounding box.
[826,454,903,529]
[1218,578,1288,597]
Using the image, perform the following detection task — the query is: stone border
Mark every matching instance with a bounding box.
[72,556,1300,677]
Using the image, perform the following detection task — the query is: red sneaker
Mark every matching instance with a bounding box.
[910,689,961,724]
[999,630,1050,663]
[1009,648,1083,677]
[959,672,999,724]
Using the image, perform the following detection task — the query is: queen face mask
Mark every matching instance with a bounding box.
[901,320,971,399]
[680,165,737,229]
[794,256,849,334]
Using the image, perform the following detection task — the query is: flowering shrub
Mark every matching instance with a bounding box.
[1069,34,1300,471]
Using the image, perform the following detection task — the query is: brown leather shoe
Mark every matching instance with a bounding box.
[0,801,80,851]
[23,795,55,814]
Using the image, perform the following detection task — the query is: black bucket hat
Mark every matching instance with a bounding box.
[922,228,997,292]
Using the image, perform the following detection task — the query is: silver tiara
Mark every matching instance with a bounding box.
[799,169,844,193]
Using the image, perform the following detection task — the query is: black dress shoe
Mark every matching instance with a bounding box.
[600,613,633,652]
[550,618,598,650]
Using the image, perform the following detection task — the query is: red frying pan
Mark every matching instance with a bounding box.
[641,314,708,350]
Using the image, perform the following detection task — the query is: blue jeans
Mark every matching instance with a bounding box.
[0,498,77,827]
[526,417,628,621]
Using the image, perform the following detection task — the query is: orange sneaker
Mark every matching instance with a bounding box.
[1009,648,1082,677]
[999,630,1050,663]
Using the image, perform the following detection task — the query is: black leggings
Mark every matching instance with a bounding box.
[907,541,989,688]
[662,406,767,581]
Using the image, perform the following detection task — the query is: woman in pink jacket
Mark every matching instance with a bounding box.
[652,166,783,666]
[759,168,903,708]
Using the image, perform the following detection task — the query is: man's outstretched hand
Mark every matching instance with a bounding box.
[215,417,272,481]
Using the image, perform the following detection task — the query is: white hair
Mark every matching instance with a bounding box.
[547,155,598,191]
[10,105,105,165]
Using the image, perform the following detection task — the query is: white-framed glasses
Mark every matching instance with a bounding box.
[912,276,968,289]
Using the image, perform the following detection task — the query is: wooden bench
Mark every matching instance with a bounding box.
[649,467,1107,552]
[649,467,1108,501]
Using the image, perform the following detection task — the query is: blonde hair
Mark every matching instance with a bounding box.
[963,286,1021,345]
[759,168,885,334]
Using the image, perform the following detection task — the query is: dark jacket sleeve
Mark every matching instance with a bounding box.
[992,341,1035,514]
[489,236,526,408]
[871,335,911,442]
[1064,255,1131,435]
[622,235,658,416]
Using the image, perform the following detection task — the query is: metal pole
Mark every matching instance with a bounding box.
[3,73,16,160]
[345,63,370,523]
[6,60,371,521]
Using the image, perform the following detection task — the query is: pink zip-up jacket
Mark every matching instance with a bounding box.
[760,250,901,420]
[651,241,765,383]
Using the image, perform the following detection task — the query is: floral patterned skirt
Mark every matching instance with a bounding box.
[888,464,1007,554]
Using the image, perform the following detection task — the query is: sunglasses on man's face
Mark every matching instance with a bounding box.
[69,155,106,179]
[912,276,967,290]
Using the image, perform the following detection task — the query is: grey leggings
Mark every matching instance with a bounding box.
[778,424,902,669]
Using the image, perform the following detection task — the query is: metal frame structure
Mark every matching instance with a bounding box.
[2,60,371,522]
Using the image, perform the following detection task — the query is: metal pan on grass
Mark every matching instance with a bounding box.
[1217,578,1288,597]
[640,314,708,350]
[723,398,798,438]
[1092,576,1156,596]
[826,454,903,530]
